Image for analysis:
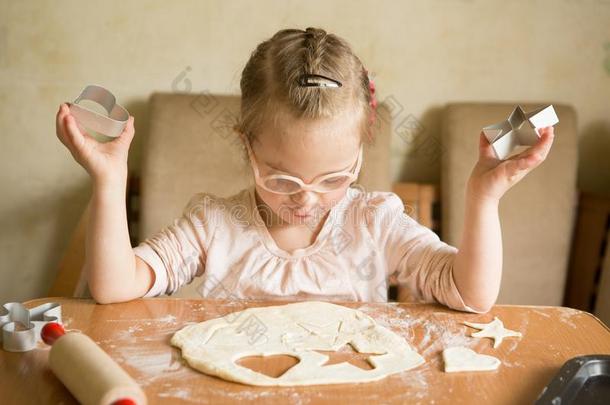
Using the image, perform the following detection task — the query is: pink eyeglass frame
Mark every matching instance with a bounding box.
[244,139,363,195]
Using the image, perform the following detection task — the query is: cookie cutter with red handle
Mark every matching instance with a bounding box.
[1,302,62,352]
[68,85,129,138]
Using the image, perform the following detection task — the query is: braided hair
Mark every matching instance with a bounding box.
[237,27,377,145]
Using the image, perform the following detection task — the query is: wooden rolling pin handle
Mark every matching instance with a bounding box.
[41,323,145,405]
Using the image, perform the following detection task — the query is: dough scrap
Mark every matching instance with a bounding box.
[443,347,500,373]
[463,317,522,348]
[171,301,425,386]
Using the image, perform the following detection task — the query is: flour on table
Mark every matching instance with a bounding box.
[442,347,500,373]
[171,301,425,386]
[463,317,522,348]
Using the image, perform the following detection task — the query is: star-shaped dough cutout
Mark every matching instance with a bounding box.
[315,343,381,371]
[463,317,522,349]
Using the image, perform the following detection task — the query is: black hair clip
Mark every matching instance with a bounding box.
[297,73,342,88]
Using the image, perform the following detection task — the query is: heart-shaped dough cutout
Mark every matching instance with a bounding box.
[443,346,500,373]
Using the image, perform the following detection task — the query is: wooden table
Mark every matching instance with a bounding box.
[2,297,610,404]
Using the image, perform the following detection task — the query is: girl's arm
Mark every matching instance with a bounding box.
[452,127,555,312]
[452,188,502,312]
[86,177,155,303]
[55,103,153,303]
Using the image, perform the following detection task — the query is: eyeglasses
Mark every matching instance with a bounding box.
[244,139,363,195]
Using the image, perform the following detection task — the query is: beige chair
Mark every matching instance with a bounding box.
[139,93,393,297]
[440,103,578,306]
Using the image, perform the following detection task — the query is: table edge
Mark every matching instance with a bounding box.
[21,296,610,330]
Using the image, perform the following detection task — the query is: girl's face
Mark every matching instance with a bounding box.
[247,107,363,228]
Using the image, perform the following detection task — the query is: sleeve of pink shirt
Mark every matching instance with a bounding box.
[133,193,214,297]
[368,192,485,313]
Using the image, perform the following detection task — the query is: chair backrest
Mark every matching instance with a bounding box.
[140,93,393,297]
[594,226,610,326]
[392,182,439,231]
[389,182,440,302]
[49,201,91,297]
[566,192,610,312]
[441,102,578,305]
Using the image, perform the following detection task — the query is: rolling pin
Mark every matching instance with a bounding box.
[41,322,147,405]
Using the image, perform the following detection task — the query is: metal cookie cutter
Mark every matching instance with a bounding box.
[0,302,62,352]
[68,85,129,138]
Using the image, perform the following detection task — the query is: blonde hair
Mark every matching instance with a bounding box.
[236,27,375,145]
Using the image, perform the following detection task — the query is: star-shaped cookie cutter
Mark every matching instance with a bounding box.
[0,302,62,352]
[68,85,129,138]
[482,105,559,160]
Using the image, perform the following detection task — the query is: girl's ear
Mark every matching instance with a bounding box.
[233,125,248,144]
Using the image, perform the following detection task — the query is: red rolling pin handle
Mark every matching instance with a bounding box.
[41,322,66,345]
[41,322,141,405]
[111,400,137,405]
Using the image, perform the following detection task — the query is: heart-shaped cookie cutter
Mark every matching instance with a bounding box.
[0,302,62,352]
[68,85,129,138]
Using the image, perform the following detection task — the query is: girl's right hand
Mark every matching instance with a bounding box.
[55,103,135,185]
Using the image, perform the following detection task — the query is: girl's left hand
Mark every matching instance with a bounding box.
[467,126,555,203]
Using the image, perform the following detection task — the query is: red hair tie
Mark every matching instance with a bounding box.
[364,69,377,128]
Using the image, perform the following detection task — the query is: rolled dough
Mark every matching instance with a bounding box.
[171,301,425,386]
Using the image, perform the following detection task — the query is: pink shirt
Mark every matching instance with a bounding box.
[134,186,480,312]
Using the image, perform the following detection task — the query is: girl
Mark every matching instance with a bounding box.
[55,27,554,313]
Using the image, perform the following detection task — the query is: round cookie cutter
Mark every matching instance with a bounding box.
[68,85,129,138]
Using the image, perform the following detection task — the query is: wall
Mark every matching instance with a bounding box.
[1,0,609,302]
